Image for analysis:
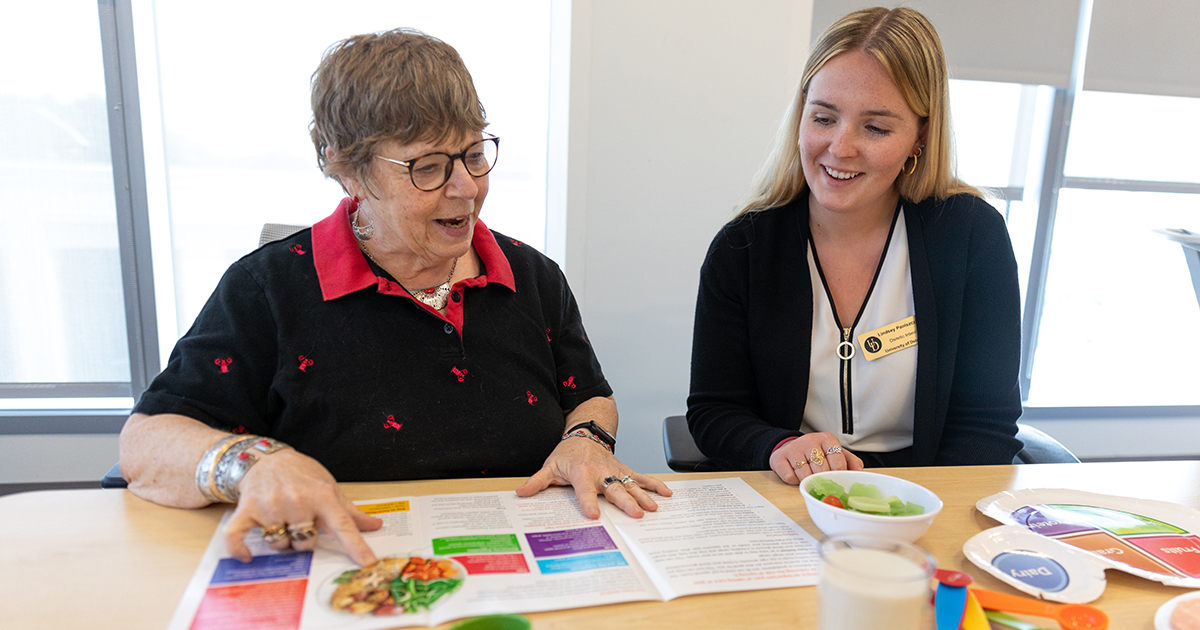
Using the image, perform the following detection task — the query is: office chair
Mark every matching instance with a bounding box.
[1012,424,1080,464]
[101,463,126,489]
[102,223,314,490]
[259,223,310,247]
[661,415,1080,472]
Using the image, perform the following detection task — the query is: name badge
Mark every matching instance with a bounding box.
[856,315,917,362]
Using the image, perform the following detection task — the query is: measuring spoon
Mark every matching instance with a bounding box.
[934,568,972,630]
[971,587,1109,630]
[986,610,1056,630]
[935,568,973,587]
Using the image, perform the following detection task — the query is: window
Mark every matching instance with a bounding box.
[0,3,129,399]
[149,0,553,343]
[950,82,1200,407]
[1034,91,1200,406]
[0,0,554,422]
[948,79,1046,309]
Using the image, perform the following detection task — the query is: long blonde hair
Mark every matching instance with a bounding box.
[739,7,980,217]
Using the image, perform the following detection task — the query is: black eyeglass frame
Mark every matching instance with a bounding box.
[374,133,500,192]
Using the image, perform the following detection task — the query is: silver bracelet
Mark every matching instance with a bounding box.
[195,434,257,503]
[212,437,292,503]
[561,430,613,453]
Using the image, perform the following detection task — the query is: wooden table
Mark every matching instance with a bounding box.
[2,462,1197,629]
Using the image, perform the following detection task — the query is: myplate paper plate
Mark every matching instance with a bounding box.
[963,525,1108,603]
[977,488,1200,588]
[1155,590,1200,630]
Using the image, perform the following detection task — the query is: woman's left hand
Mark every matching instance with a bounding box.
[516,436,672,519]
[769,432,864,485]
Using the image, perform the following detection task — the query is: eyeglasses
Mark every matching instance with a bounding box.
[375,134,500,192]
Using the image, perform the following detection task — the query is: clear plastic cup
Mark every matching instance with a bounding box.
[817,533,936,630]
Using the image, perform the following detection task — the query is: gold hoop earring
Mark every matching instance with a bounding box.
[905,146,922,176]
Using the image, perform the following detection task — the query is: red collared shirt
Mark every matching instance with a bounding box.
[312,197,517,337]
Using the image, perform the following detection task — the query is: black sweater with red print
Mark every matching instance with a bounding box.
[134,200,610,481]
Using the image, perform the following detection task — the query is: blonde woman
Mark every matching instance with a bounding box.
[687,7,1022,483]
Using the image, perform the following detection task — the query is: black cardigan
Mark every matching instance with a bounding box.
[687,193,1023,470]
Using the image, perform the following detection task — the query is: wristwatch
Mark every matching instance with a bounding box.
[566,421,616,449]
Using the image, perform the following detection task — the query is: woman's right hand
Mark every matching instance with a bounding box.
[221,449,383,566]
[768,432,864,485]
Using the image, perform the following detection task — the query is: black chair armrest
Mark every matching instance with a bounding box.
[1013,424,1080,464]
[663,415,705,472]
[101,462,127,489]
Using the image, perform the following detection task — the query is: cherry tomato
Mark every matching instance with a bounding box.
[822,495,845,509]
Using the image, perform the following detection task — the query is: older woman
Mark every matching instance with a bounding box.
[120,28,668,567]
[688,7,1023,483]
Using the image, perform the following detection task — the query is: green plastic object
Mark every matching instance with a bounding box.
[449,614,532,630]
[984,609,1055,630]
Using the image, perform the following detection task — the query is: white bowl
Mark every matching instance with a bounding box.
[800,470,943,544]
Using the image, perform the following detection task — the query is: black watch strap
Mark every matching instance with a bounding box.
[567,421,616,447]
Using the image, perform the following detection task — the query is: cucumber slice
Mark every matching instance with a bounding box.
[847,495,891,513]
[848,482,883,500]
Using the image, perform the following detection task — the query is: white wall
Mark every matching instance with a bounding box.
[0,434,119,483]
[558,0,815,474]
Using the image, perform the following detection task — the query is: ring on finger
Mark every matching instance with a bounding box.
[792,458,807,469]
[287,521,318,543]
[261,523,289,544]
[826,446,843,455]
[809,447,825,467]
[602,475,621,489]
[620,475,637,487]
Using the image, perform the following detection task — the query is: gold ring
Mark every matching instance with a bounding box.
[262,523,289,544]
[792,458,807,469]
[287,521,318,543]
[810,448,825,467]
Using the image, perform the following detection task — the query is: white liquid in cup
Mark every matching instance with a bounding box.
[818,546,932,630]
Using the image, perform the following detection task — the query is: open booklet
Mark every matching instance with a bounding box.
[169,477,821,630]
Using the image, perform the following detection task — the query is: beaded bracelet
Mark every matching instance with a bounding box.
[561,430,614,453]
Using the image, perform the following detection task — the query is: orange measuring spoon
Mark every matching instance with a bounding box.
[970,587,1108,630]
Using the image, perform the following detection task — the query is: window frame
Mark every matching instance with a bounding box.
[1016,0,1200,413]
[0,0,157,432]
[4,0,1199,437]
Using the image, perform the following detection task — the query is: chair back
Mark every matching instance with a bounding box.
[663,415,705,472]
[259,223,309,247]
[1013,423,1080,464]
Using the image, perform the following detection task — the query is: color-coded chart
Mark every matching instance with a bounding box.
[977,488,1200,589]
[1011,504,1200,578]
[191,552,312,630]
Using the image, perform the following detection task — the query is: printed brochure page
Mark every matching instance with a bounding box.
[168,477,820,630]
[606,478,823,599]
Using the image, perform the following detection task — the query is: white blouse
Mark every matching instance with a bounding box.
[802,209,918,452]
